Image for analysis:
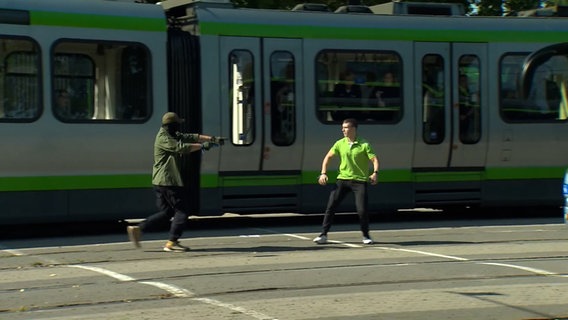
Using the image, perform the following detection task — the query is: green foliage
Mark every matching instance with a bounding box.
[504,0,540,14]
[476,0,504,15]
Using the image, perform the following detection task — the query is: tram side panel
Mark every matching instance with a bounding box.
[0,21,168,225]
[483,42,568,208]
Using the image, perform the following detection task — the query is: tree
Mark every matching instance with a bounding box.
[504,0,540,15]
[475,0,504,15]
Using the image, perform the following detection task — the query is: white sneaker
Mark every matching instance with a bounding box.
[362,237,374,245]
[313,235,328,244]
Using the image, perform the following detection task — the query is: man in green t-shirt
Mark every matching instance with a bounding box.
[127,112,224,252]
[314,118,380,245]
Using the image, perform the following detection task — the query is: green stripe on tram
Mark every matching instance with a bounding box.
[200,22,568,43]
[0,174,152,192]
[414,171,482,182]
[414,167,565,182]
[485,167,566,180]
[30,11,167,31]
[1,167,564,191]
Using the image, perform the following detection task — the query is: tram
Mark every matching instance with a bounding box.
[1,0,567,225]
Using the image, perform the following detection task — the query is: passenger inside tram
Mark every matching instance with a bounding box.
[332,69,362,120]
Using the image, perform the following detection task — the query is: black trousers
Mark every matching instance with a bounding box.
[140,185,190,242]
[321,179,370,237]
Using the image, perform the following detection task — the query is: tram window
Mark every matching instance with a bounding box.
[422,54,445,144]
[315,50,402,124]
[270,51,295,146]
[500,53,568,122]
[0,38,41,122]
[53,53,94,120]
[52,41,151,122]
[229,50,255,145]
[458,55,481,144]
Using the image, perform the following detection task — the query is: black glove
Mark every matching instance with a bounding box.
[210,136,226,146]
[202,142,213,151]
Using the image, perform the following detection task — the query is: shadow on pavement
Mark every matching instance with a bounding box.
[0,206,562,240]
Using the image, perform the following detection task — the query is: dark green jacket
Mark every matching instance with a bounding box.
[152,127,199,186]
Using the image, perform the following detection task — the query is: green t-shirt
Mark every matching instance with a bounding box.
[330,136,376,182]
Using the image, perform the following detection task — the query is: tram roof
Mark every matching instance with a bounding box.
[190,5,568,43]
[1,0,568,42]
[0,0,167,31]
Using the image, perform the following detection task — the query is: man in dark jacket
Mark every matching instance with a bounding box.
[127,112,224,251]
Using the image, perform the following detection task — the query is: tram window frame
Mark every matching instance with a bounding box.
[500,53,568,123]
[51,39,151,123]
[229,50,255,146]
[458,55,481,144]
[315,49,402,124]
[0,37,41,123]
[422,54,445,144]
[270,51,296,146]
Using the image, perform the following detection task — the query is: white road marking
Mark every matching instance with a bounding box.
[2,224,566,320]
[260,228,567,279]
[479,262,568,278]
[67,265,136,281]
[376,246,470,261]
[139,281,194,298]
[68,264,279,319]
[2,248,24,256]
[5,250,279,320]
[283,233,310,240]
[194,297,279,320]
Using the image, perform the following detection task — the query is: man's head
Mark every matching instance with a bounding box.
[162,112,184,125]
[56,89,70,108]
[383,72,395,85]
[342,118,358,139]
[162,112,184,136]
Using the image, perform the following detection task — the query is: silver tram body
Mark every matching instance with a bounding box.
[0,0,567,224]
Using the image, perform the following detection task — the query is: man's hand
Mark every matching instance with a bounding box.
[369,172,378,185]
[210,136,227,145]
[318,173,328,186]
[202,142,214,151]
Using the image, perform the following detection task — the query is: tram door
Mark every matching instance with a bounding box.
[412,42,488,169]
[261,39,304,171]
[218,37,263,172]
[217,37,303,211]
[218,37,303,172]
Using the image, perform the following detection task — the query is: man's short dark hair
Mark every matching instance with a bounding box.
[343,118,358,128]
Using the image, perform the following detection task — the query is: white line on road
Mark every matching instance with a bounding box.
[479,262,568,278]
[68,264,279,319]
[2,248,24,256]
[283,233,362,247]
[194,297,279,320]
[139,281,194,298]
[3,226,566,319]
[69,265,195,297]
[260,228,568,279]
[377,246,469,261]
[67,265,136,281]
[4,249,279,320]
